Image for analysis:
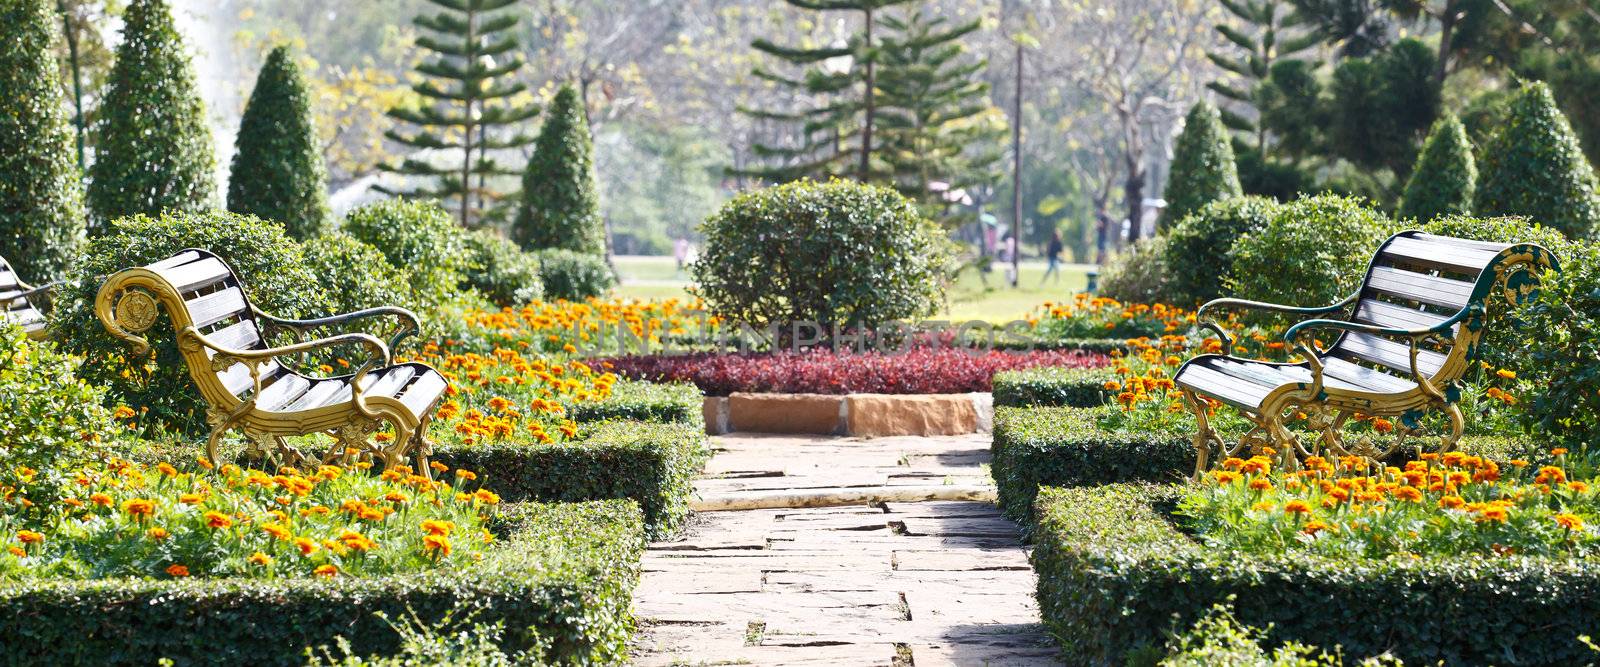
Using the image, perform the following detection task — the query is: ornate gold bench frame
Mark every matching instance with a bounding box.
[95,249,450,475]
[1176,231,1557,476]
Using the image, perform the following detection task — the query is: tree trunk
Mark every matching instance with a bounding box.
[859,6,875,182]
[1124,163,1145,246]
[1434,0,1457,85]
[57,0,85,171]
[458,6,477,227]
[1011,41,1024,288]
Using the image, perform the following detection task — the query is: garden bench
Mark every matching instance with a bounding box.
[95,249,450,474]
[1175,231,1556,475]
[1,255,58,340]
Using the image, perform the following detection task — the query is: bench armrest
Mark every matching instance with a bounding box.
[256,306,421,355]
[1195,294,1356,348]
[3,281,61,306]
[1280,311,1471,402]
[187,327,391,399]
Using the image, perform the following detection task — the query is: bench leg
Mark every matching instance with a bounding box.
[1441,402,1465,453]
[1182,389,1217,480]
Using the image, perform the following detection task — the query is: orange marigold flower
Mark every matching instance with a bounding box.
[1552,448,1569,456]
[314,564,338,577]
[248,552,272,566]
[1569,482,1591,494]
[147,527,170,541]
[474,489,500,505]
[293,537,318,556]
[1301,520,1331,536]
[423,534,452,557]
[1392,486,1424,503]
[15,530,44,544]
[421,519,455,536]
[89,493,112,507]
[1438,495,1466,510]
[455,469,478,482]
[261,523,292,541]
[1212,471,1241,485]
[203,511,233,529]
[165,564,190,577]
[1556,514,1584,531]
[1284,500,1312,515]
[179,493,204,505]
[121,498,156,519]
[6,546,23,557]
[1248,478,1272,492]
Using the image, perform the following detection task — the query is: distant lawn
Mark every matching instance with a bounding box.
[609,255,1091,323]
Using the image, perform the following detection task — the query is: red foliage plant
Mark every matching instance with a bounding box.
[599,348,1110,397]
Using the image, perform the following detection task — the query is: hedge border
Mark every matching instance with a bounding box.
[992,366,1115,408]
[1032,484,1600,666]
[432,420,709,540]
[0,499,645,666]
[563,379,703,428]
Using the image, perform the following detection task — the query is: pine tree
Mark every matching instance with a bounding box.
[738,0,914,183]
[0,0,85,279]
[378,0,538,227]
[1475,82,1600,239]
[1398,113,1475,222]
[228,45,331,240]
[1206,1,1318,152]
[1159,102,1242,230]
[512,84,604,256]
[874,9,1004,223]
[86,0,216,228]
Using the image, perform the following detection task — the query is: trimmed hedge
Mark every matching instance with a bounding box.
[992,338,1128,355]
[1032,484,1600,666]
[991,367,1114,408]
[0,499,645,666]
[564,379,703,428]
[431,420,708,539]
[991,406,1190,526]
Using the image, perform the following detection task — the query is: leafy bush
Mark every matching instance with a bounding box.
[1031,483,1600,666]
[463,230,543,307]
[1159,102,1242,231]
[513,84,606,256]
[0,324,117,513]
[301,232,416,318]
[343,199,472,310]
[693,179,952,330]
[1475,82,1600,238]
[1030,296,1191,340]
[1227,194,1397,307]
[992,367,1115,408]
[991,406,1190,526]
[86,0,217,226]
[308,609,532,666]
[430,421,708,539]
[52,211,323,435]
[1398,114,1476,222]
[562,379,703,427]
[1099,237,1176,305]
[536,248,615,301]
[228,45,331,240]
[0,0,86,279]
[604,348,1109,397]
[1159,605,1354,667]
[0,499,644,666]
[1162,196,1279,305]
[1522,238,1600,449]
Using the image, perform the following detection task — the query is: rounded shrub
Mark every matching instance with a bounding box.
[1475,82,1600,238]
[1162,196,1279,306]
[0,323,118,513]
[342,199,471,310]
[463,229,543,307]
[1159,102,1242,231]
[228,45,331,240]
[1227,194,1398,306]
[86,0,217,227]
[52,211,322,435]
[1517,237,1600,449]
[1398,113,1476,222]
[513,84,605,256]
[301,232,415,316]
[536,248,615,301]
[692,180,951,330]
[0,0,86,280]
[1099,236,1175,306]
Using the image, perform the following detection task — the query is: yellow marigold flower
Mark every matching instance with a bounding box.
[1212,471,1241,485]
[15,530,44,544]
[474,489,501,505]
[178,493,204,505]
[112,406,136,420]
[248,552,272,566]
[314,564,338,577]
[196,457,214,470]
[203,511,233,529]
[357,507,386,521]
[165,564,190,577]
[1477,506,1509,523]
[1552,448,1569,456]
[1556,514,1584,531]
[261,523,292,541]
[1509,459,1529,468]
[147,527,170,541]
[1496,368,1516,380]
[421,519,455,536]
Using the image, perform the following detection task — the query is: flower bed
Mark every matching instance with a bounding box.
[0,499,644,665]
[603,347,1109,397]
[1031,483,1600,666]
[431,420,708,540]
[460,297,711,355]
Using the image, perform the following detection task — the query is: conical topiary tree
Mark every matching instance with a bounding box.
[0,0,85,279]
[1475,82,1600,238]
[1398,113,1475,222]
[512,84,604,256]
[1159,101,1242,231]
[86,0,216,229]
[228,45,330,240]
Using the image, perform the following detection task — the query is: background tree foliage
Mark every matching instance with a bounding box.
[228,45,332,240]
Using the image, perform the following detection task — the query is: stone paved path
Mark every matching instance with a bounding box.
[631,433,1060,666]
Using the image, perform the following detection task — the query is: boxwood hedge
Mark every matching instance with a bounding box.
[0,500,644,666]
[1032,484,1600,666]
[432,420,708,539]
[991,406,1191,526]
[564,380,703,428]
[992,367,1115,408]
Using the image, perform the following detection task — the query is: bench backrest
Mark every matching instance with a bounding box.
[1329,231,1556,385]
[0,255,47,337]
[96,249,283,410]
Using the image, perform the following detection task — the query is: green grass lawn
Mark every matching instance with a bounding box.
[610,255,1092,323]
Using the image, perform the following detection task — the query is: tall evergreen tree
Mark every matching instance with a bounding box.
[378,0,538,227]
[1206,1,1318,153]
[86,0,216,228]
[738,0,914,183]
[1160,102,1243,230]
[0,0,84,279]
[874,9,1003,224]
[1398,113,1475,222]
[228,45,330,240]
[1475,82,1600,238]
[513,84,604,256]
